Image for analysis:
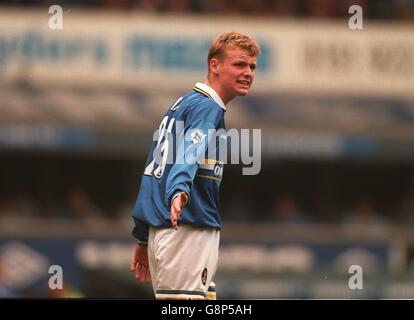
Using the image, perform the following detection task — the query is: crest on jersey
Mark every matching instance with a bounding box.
[190,129,206,144]
[201,268,208,285]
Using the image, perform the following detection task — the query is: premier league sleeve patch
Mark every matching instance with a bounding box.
[190,129,207,144]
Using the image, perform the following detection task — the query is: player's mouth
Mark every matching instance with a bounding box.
[236,80,250,87]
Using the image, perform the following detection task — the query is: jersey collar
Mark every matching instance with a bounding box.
[194,82,226,111]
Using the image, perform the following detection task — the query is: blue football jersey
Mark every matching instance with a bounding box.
[132,83,226,243]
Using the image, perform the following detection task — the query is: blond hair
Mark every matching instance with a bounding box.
[207,32,261,67]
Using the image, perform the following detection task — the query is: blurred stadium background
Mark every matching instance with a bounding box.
[0,0,414,299]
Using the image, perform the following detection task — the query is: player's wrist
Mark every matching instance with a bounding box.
[181,192,189,206]
[171,191,189,206]
[171,192,181,203]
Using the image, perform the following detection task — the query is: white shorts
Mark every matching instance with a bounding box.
[148,225,220,300]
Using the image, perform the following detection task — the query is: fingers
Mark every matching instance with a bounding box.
[135,263,151,284]
[170,210,178,230]
[134,263,141,282]
[138,264,145,284]
[133,261,140,280]
[130,251,138,272]
[145,267,151,283]
[170,200,180,230]
[130,260,137,273]
[170,192,188,229]
[131,244,150,284]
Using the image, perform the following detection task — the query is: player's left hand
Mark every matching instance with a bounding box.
[131,243,151,284]
[170,192,188,229]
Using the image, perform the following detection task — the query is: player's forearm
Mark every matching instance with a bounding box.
[165,156,198,207]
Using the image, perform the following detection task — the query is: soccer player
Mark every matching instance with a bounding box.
[130,31,260,300]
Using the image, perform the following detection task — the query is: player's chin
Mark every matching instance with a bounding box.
[234,86,250,96]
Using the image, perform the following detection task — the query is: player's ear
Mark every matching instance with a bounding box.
[209,58,220,75]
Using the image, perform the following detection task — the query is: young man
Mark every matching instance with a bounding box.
[130,32,260,299]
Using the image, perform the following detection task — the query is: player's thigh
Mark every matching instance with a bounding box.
[147,227,158,294]
[153,226,219,298]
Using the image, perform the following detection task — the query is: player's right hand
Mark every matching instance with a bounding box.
[170,192,188,230]
[131,243,151,284]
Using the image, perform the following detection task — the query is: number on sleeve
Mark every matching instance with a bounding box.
[144,115,175,178]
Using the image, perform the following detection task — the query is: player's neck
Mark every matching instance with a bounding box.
[204,80,233,105]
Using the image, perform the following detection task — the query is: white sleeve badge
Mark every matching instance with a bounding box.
[190,129,207,144]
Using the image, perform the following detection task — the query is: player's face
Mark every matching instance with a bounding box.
[218,47,257,100]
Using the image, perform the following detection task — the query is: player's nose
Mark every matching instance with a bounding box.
[243,67,254,79]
